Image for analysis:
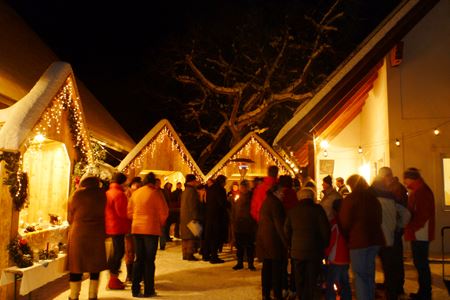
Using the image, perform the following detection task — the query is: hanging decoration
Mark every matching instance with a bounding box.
[0,151,28,211]
[7,236,34,268]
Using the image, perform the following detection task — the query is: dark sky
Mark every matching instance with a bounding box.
[8,0,398,144]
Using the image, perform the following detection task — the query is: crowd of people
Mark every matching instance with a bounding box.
[65,164,436,300]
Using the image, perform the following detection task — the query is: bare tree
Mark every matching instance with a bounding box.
[172,0,344,168]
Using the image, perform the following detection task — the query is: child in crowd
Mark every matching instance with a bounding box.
[325,199,351,300]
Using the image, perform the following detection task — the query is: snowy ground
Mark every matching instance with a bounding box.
[53,240,261,300]
[19,240,450,299]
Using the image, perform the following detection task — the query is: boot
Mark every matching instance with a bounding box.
[69,281,81,300]
[232,261,244,270]
[248,258,256,271]
[88,279,99,300]
[108,274,125,290]
[126,263,133,283]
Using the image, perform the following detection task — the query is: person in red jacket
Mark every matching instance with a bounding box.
[403,168,435,300]
[325,198,351,300]
[250,165,278,222]
[105,172,130,290]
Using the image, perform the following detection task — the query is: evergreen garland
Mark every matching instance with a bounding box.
[0,151,28,211]
[7,236,33,268]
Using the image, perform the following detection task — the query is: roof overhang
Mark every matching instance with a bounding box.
[274,0,439,153]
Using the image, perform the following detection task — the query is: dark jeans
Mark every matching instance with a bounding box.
[293,258,322,300]
[234,232,255,264]
[108,234,125,274]
[132,234,158,295]
[69,272,99,281]
[262,259,283,300]
[411,240,432,298]
[159,227,167,250]
[379,231,405,299]
[169,211,180,238]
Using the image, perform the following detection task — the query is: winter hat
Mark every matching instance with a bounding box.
[323,175,333,186]
[185,174,197,183]
[297,187,316,201]
[403,167,421,180]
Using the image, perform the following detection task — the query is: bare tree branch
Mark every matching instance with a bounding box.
[186,55,243,95]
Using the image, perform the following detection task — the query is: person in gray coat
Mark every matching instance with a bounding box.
[285,188,330,300]
[256,184,288,300]
[180,174,202,261]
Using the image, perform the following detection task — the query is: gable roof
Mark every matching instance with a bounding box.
[206,132,294,180]
[0,1,135,152]
[274,0,439,151]
[0,62,93,163]
[117,119,205,180]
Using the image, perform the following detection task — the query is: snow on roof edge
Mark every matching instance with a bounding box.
[205,132,294,179]
[273,0,420,146]
[0,62,73,151]
[117,119,205,180]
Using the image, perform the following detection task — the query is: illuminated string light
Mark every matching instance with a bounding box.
[29,76,93,164]
[123,126,203,179]
[395,139,400,147]
[434,128,440,136]
[212,136,294,178]
[358,146,363,154]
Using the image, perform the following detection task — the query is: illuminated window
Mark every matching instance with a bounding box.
[444,158,450,206]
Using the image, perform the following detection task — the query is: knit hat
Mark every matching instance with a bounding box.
[323,175,333,186]
[403,167,421,180]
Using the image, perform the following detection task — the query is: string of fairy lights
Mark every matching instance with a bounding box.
[11,76,93,202]
[316,118,450,158]
[30,77,92,163]
[123,126,202,179]
[212,136,294,178]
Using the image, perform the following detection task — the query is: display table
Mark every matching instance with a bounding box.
[0,254,67,299]
[20,223,69,250]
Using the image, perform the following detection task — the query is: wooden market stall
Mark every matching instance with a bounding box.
[205,132,294,183]
[0,62,93,281]
[117,119,205,184]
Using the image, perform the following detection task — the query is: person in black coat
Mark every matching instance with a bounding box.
[231,180,257,270]
[256,184,288,300]
[204,175,228,264]
[284,188,330,300]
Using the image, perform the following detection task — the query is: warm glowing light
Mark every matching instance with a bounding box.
[31,77,93,164]
[434,128,440,136]
[293,167,299,173]
[320,140,329,149]
[395,139,400,147]
[333,284,338,291]
[33,134,46,143]
[359,163,371,183]
[234,195,240,201]
[358,146,363,154]
[323,149,328,157]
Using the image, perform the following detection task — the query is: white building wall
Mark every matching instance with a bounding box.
[315,62,390,188]
[386,0,450,253]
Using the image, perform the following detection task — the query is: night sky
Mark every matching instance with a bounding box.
[8,1,399,151]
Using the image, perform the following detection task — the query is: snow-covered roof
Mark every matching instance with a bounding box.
[0,62,75,151]
[0,2,135,152]
[117,119,205,180]
[205,132,294,180]
[274,0,428,146]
